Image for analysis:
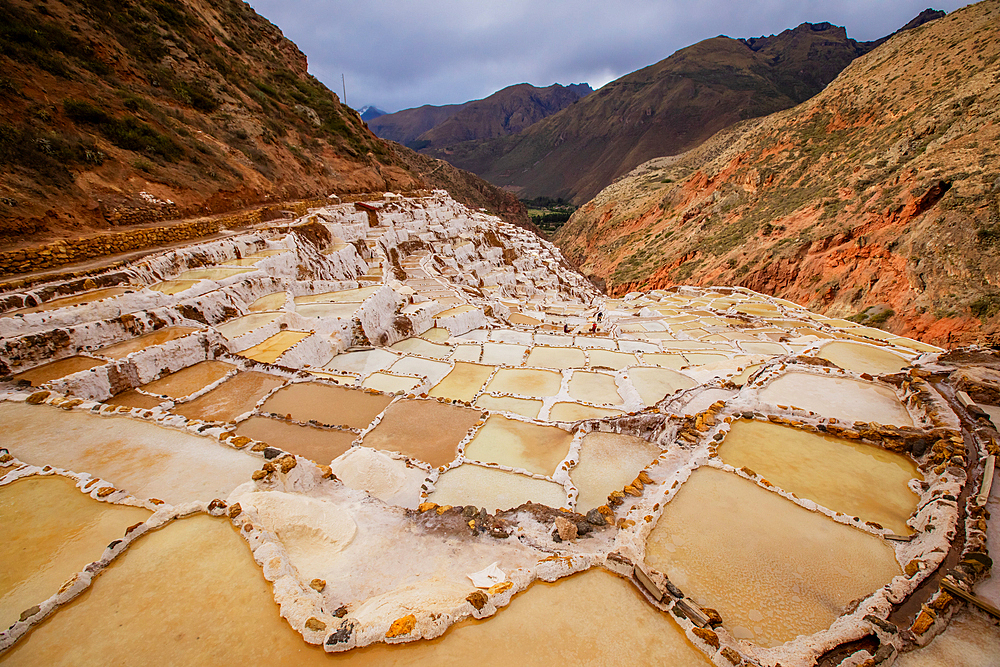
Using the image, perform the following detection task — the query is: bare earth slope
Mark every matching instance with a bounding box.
[0,0,528,243]
[554,0,1000,346]
[433,15,942,205]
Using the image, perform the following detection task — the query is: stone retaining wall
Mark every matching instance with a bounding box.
[0,199,327,278]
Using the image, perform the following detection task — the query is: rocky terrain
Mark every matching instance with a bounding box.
[554,0,1000,346]
[367,82,591,151]
[0,0,527,245]
[430,14,941,204]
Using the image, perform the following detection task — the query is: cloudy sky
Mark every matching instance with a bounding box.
[246,0,968,113]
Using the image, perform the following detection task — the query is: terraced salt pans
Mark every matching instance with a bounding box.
[0,193,979,666]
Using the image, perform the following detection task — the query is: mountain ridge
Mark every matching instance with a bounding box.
[553,0,999,345]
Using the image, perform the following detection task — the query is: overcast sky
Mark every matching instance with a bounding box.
[246,0,969,113]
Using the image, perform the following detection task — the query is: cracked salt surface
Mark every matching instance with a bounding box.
[0,191,989,665]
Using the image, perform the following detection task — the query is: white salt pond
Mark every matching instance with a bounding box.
[0,475,151,631]
[3,286,133,315]
[720,420,922,534]
[645,467,901,647]
[524,347,585,370]
[248,291,288,312]
[360,372,422,394]
[571,432,660,511]
[480,342,528,366]
[389,338,453,360]
[567,371,623,405]
[294,286,381,304]
[759,372,913,426]
[325,349,399,377]
[0,402,261,504]
[146,279,198,294]
[462,415,573,476]
[295,303,360,319]
[176,267,253,281]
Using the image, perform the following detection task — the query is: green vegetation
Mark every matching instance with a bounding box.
[848,305,895,329]
[969,293,1000,321]
[522,197,576,233]
[64,99,182,160]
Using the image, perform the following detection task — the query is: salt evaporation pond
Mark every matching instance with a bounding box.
[462,415,572,476]
[567,371,623,405]
[296,303,360,319]
[759,372,913,426]
[3,286,133,315]
[430,464,567,510]
[586,349,638,370]
[95,327,198,360]
[103,389,165,410]
[13,356,106,386]
[362,399,481,467]
[524,347,586,370]
[176,267,253,281]
[547,403,623,422]
[571,432,660,511]
[0,475,150,631]
[428,362,493,402]
[473,395,543,420]
[239,330,311,364]
[216,313,282,340]
[646,467,901,647]
[173,371,286,423]
[720,420,921,534]
[260,383,393,430]
[628,366,696,406]
[139,360,235,399]
[325,349,399,377]
[816,340,910,375]
[295,286,380,304]
[248,291,288,311]
[146,279,198,294]
[235,416,356,463]
[485,369,562,397]
[0,402,261,504]
[360,372,422,393]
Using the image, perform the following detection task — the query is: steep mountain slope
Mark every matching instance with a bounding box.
[368,82,591,150]
[0,0,527,243]
[435,14,942,204]
[554,0,1000,345]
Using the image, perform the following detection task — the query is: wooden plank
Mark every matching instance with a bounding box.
[975,455,995,508]
[940,580,1000,619]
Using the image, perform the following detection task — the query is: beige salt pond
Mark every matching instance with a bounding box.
[586,349,638,370]
[816,340,910,375]
[463,415,573,476]
[0,402,261,504]
[176,267,253,281]
[571,432,660,511]
[13,356,106,387]
[3,286,133,315]
[296,303,361,319]
[419,327,452,342]
[628,367,696,406]
[524,347,585,370]
[474,395,543,420]
[2,516,707,665]
[0,475,151,631]
[216,313,282,340]
[360,372,423,394]
[235,416,356,464]
[362,399,482,467]
[173,371,286,424]
[139,360,235,399]
[719,420,921,534]
[389,338,454,360]
[759,371,913,426]
[646,467,901,647]
[103,390,165,410]
[325,349,399,376]
[547,403,624,422]
[430,464,567,511]
[248,291,288,312]
[239,331,311,364]
[480,342,527,366]
[260,383,393,430]
[146,279,199,295]
[428,362,494,402]
[95,327,198,360]
[567,372,623,405]
[484,368,562,397]
[294,286,381,304]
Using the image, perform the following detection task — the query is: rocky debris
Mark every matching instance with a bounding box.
[305,617,326,632]
[310,579,326,592]
[466,590,488,611]
[585,508,607,526]
[553,517,578,542]
[385,614,416,638]
[692,626,720,649]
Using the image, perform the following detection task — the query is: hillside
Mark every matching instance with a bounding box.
[433,14,942,204]
[0,0,528,244]
[368,82,591,150]
[553,0,1000,345]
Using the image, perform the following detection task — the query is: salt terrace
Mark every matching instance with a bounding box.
[0,191,998,666]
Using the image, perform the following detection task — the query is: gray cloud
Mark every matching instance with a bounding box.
[246,0,969,112]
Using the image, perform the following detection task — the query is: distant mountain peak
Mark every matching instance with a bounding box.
[358,106,388,121]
